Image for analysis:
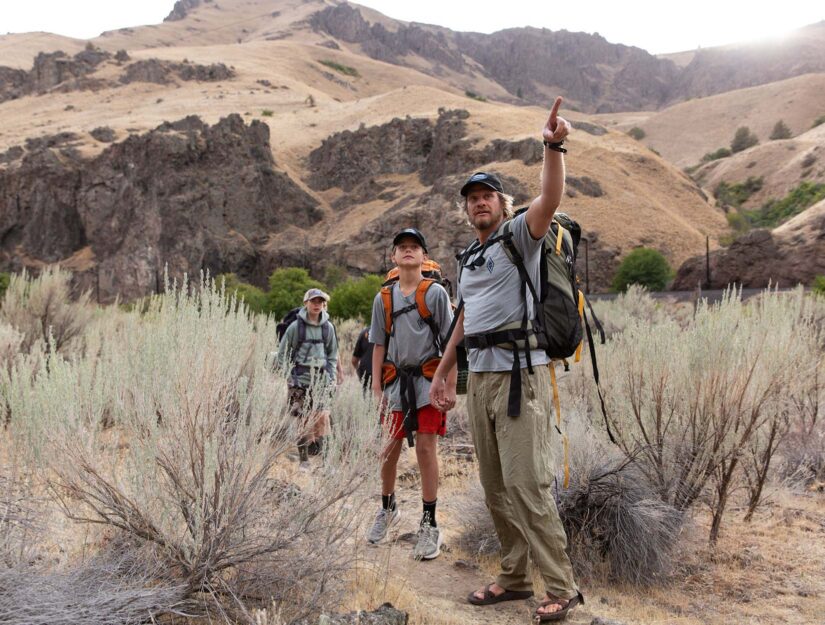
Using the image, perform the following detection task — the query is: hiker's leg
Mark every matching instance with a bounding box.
[380,438,404,496]
[289,387,312,461]
[494,367,578,600]
[415,432,438,503]
[467,372,532,593]
[312,409,330,439]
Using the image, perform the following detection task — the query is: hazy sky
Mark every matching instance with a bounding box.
[1,0,822,54]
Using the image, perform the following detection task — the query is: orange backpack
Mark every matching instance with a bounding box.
[379,278,442,387]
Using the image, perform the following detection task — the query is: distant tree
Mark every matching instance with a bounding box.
[267,268,324,320]
[769,120,792,140]
[328,275,383,321]
[0,272,9,305]
[813,276,825,297]
[701,147,732,162]
[811,115,825,129]
[516,87,524,99]
[627,126,646,140]
[612,248,673,292]
[322,265,349,290]
[730,126,759,153]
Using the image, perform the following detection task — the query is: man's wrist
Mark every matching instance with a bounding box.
[543,140,567,153]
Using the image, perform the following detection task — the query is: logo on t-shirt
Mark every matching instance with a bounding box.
[486,257,495,273]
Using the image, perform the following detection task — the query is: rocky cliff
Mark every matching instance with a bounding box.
[0,115,320,301]
[673,199,825,289]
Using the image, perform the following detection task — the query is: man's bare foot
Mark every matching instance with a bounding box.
[472,582,505,601]
[533,592,582,621]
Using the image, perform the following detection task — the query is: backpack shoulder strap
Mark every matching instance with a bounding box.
[415,279,442,353]
[380,285,393,338]
[321,319,331,344]
[498,220,540,304]
[414,279,435,322]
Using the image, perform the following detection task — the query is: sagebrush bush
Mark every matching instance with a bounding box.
[5,275,384,621]
[0,266,94,354]
[582,287,821,542]
[590,285,669,339]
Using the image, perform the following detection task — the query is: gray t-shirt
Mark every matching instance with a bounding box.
[369,281,453,411]
[458,211,550,372]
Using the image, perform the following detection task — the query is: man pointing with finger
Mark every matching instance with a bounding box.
[430,98,584,623]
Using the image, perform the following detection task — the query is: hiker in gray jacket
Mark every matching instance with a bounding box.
[278,288,339,465]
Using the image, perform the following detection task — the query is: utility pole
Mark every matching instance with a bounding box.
[705,235,711,289]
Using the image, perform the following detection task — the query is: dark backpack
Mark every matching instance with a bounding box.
[452,209,613,442]
[278,307,334,364]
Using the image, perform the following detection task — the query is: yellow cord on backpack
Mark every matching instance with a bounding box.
[555,225,566,256]
[575,290,586,363]
[549,364,570,488]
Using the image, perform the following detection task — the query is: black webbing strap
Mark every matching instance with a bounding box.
[583,307,615,444]
[397,365,424,448]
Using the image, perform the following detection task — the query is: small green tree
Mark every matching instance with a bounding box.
[328,275,383,321]
[322,265,350,290]
[217,273,268,314]
[0,272,9,305]
[267,268,325,320]
[611,248,673,292]
[701,147,732,162]
[769,120,791,140]
[627,127,646,140]
[813,276,825,297]
[811,115,825,129]
[730,126,759,153]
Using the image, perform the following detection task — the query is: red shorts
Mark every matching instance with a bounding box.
[383,404,446,440]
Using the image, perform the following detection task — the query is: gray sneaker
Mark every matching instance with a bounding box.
[412,524,443,560]
[366,507,401,544]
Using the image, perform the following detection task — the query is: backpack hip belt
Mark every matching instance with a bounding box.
[383,360,441,448]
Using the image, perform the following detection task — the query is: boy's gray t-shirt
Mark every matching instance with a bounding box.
[369,282,453,411]
[458,211,550,372]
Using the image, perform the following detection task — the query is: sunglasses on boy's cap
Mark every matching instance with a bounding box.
[460,171,504,197]
[392,228,428,253]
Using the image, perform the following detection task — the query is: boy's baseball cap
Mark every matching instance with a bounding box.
[303,288,330,302]
[460,171,504,196]
[392,228,428,253]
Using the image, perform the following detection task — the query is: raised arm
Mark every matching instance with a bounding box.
[525,96,571,240]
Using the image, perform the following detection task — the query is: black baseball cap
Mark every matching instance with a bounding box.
[392,228,428,252]
[460,171,504,197]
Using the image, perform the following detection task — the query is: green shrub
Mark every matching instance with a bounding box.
[627,127,646,140]
[742,181,825,228]
[217,273,268,314]
[323,265,350,290]
[730,126,759,153]
[811,115,825,129]
[328,275,382,322]
[0,272,9,305]
[267,268,325,320]
[714,176,763,208]
[813,276,825,297]
[701,147,732,163]
[261,109,274,117]
[611,248,673,292]
[465,90,487,102]
[318,60,359,77]
[769,120,791,140]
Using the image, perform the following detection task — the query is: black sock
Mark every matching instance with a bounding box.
[382,493,396,512]
[422,499,437,527]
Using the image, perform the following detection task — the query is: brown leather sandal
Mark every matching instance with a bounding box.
[467,583,534,606]
[533,591,584,622]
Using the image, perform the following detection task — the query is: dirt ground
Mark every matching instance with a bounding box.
[343,444,825,625]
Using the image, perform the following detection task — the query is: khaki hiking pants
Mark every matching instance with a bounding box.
[467,368,578,599]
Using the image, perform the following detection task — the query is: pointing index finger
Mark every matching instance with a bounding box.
[549,97,563,124]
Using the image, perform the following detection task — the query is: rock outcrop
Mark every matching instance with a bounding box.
[0,115,321,301]
[164,0,210,22]
[673,199,825,289]
[0,48,234,103]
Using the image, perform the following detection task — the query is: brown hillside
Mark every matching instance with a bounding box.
[594,73,825,169]
[693,123,825,210]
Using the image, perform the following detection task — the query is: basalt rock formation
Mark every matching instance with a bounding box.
[0,114,321,301]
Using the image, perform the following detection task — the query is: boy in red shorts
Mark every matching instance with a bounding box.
[366,228,454,560]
